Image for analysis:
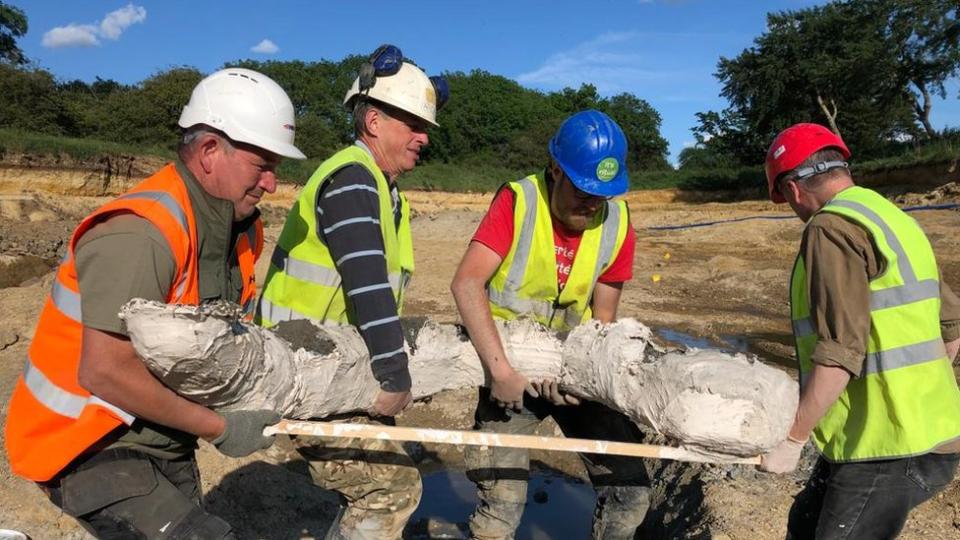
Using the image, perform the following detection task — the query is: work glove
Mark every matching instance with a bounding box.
[530,379,581,406]
[759,435,806,474]
[212,409,281,458]
[490,369,537,412]
[370,389,412,417]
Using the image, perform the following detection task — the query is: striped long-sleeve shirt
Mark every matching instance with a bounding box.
[316,163,412,392]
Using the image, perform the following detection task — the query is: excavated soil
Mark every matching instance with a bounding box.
[1,165,959,539]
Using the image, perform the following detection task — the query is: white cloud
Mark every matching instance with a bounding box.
[251,39,279,54]
[516,32,691,94]
[99,4,147,40]
[42,24,100,48]
[42,4,146,49]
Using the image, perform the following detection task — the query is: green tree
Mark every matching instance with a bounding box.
[601,93,670,171]
[0,1,27,65]
[549,84,602,114]
[883,0,960,137]
[425,69,557,167]
[677,144,735,171]
[228,57,362,158]
[705,1,920,164]
[0,64,64,134]
[96,67,202,146]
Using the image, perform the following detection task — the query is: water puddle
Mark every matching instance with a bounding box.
[655,328,748,353]
[655,328,797,370]
[405,470,594,539]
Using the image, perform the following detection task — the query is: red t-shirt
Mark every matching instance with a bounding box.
[472,188,635,289]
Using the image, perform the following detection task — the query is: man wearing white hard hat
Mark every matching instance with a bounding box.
[257,44,448,539]
[4,67,305,538]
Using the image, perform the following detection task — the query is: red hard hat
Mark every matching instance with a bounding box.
[765,123,850,203]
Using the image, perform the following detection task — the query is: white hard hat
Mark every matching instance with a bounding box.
[178,68,306,159]
[344,61,440,127]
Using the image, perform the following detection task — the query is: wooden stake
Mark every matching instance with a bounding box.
[264,419,761,465]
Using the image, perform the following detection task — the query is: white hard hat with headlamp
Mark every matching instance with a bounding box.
[178,68,306,160]
[343,44,449,127]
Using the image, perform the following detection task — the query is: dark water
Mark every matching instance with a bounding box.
[655,327,798,371]
[656,328,749,353]
[406,470,595,540]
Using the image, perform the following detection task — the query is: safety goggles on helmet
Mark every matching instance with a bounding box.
[765,123,850,203]
[793,160,848,180]
[359,44,449,111]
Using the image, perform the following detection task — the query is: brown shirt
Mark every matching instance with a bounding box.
[74,160,251,458]
[801,210,960,454]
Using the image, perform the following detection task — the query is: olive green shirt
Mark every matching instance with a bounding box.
[801,211,960,454]
[74,160,255,458]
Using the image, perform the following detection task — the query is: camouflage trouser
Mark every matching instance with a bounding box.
[465,389,652,540]
[295,416,422,540]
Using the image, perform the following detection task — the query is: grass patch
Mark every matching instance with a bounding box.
[854,136,960,174]
[276,158,324,185]
[631,166,766,193]
[401,162,526,193]
[279,159,525,193]
[3,129,959,193]
[0,128,173,161]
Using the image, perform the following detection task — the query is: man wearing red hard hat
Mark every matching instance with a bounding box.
[760,122,960,538]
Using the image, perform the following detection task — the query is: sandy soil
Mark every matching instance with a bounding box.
[1,172,959,539]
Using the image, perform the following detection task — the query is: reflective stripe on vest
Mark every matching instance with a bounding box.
[257,144,414,327]
[487,174,628,331]
[5,163,263,481]
[51,279,81,324]
[23,356,134,424]
[790,186,960,462]
[791,197,944,357]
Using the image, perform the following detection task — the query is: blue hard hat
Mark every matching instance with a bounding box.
[548,110,629,197]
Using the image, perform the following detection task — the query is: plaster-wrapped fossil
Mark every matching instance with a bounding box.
[120,299,798,456]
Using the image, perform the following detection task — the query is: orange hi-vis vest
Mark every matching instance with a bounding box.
[4,164,263,482]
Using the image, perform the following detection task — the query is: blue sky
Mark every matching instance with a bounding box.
[15,0,960,165]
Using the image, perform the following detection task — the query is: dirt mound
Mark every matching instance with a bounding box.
[1,165,959,538]
[0,195,81,255]
[894,181,960,206]
[0,153,168,196]
[0,194,87,287]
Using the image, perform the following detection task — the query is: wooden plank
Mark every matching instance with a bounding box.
[264,419,761,465]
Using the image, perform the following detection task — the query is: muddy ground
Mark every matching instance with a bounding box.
[0,162,958,539]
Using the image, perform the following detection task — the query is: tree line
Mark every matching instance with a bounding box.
[682,0,960,171]
[2,0,959,189]
[0,29,672,180]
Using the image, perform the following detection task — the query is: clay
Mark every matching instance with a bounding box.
[120,299,797,456]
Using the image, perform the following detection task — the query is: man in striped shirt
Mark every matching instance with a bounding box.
[257,45,447,539]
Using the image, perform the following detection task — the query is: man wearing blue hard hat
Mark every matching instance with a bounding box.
[451,110,649,539]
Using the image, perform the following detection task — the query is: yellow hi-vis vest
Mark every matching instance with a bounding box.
[487,173,629,331]
[257,144,414,327]
[790,186,960,462]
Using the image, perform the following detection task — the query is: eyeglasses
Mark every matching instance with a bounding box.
[360,44,450,111]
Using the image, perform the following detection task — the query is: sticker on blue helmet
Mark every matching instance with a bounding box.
[596,158,619,182]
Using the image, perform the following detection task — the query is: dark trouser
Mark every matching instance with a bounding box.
[465,388,652,540]
[41,448,234,540]
[787,452,959,540]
